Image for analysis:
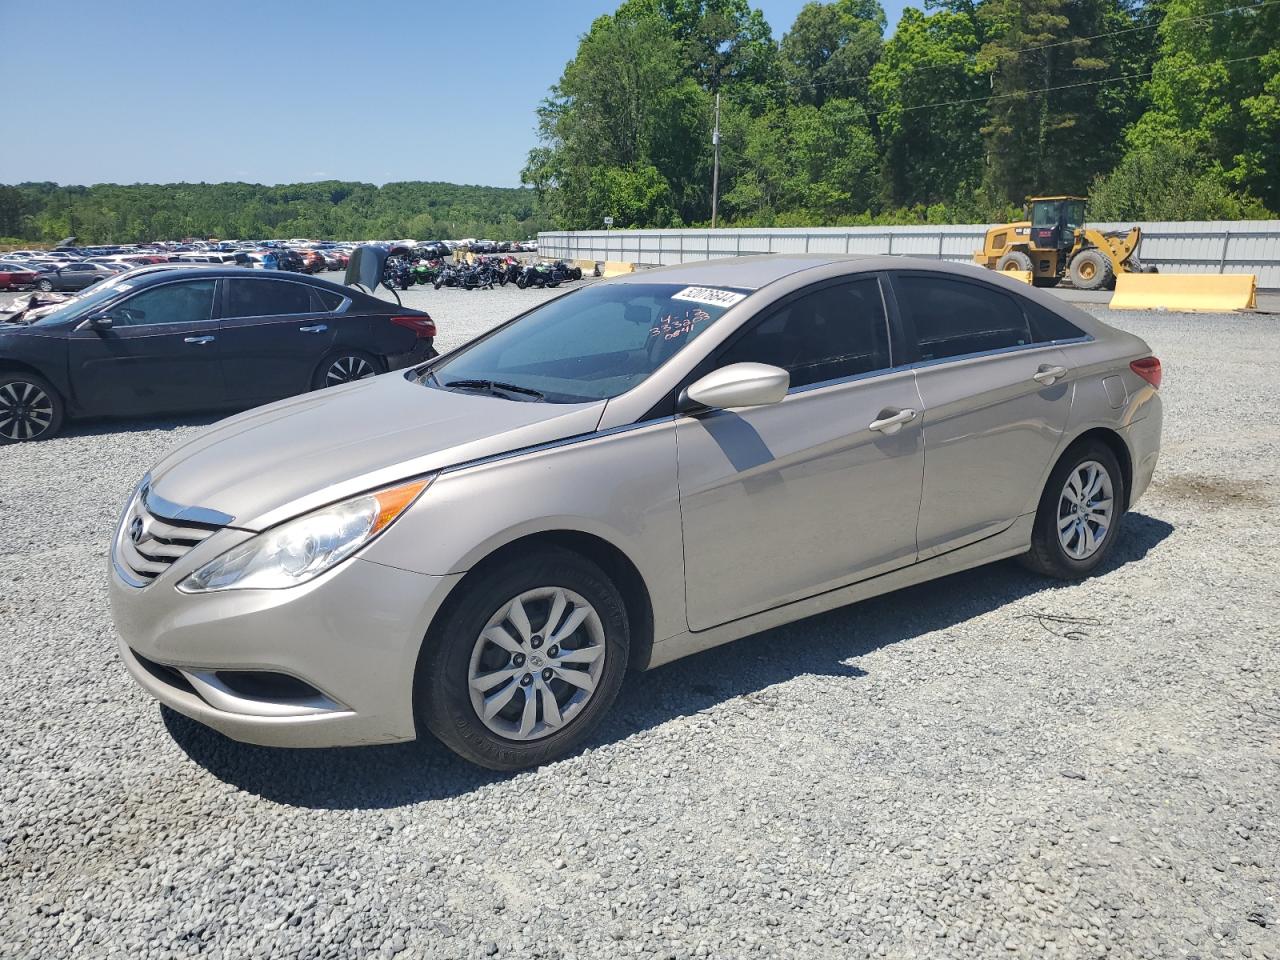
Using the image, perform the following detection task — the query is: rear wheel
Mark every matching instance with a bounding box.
[0,372,64,444]
[417,547,630,770]
[1021,439,1125,579]
[1069,249,1115,291]
[311,350,384,390]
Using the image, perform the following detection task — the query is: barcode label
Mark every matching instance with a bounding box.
[671,286,746,308]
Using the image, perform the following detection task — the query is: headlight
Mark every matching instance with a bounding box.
[178,476,432,593]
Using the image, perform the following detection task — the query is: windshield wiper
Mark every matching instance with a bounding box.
[443,379,545,401]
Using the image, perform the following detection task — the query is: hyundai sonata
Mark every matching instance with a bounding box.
[110,255,1162,769]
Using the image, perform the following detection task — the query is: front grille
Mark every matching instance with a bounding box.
[117,493,222,585]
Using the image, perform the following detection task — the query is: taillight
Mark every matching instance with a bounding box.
[1130,356,1161,389]
[391,315,436,339]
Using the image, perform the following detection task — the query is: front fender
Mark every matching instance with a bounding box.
[362,418,689,645]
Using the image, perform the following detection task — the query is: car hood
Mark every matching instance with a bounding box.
[148,372,606,530]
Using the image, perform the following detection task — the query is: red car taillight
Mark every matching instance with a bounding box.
[1130,356,1162,389]
[391,315,437,339]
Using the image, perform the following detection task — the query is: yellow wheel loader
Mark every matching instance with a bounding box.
[974,196,1156,291]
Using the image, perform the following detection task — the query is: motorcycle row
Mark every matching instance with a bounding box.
[382,255,585,292]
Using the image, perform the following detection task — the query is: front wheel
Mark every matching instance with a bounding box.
[1068,249,1115,291]
[0,372,65,444]
[417,547,630,770]
[1021,440,1125,579]
[36,278,54,292]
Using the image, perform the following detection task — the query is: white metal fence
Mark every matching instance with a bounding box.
[539,221,1280,288]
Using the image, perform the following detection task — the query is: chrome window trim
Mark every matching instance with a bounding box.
[903,333,1094,372]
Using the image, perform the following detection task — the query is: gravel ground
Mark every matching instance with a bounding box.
[1,293,1277,960]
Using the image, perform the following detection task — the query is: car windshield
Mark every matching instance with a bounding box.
[421,282,744,403]
[27,275,137,326]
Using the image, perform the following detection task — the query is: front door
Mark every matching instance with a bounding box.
[676,275,925,632]
[66,277,224,416]
[888,271,1074,557]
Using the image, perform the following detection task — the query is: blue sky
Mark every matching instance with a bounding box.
[0,0,909,189]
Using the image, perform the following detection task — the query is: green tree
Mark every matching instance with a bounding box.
[781,0,886,109]
[975,0,1149,205]
[870,6,986,207]
[1088,139,1271,220]
[1127,0,1280,211]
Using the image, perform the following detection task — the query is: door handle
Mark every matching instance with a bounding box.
[184,336,215,345]
[298,324,328,333]
[868,407,917,435]
[1033,364,1068,385]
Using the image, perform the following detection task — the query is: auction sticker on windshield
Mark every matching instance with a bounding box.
[671,286,746,308]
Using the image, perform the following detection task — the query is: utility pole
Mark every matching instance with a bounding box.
[711,91,721,229]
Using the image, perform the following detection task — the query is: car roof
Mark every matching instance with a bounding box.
[605,254,1039,291]
[607,254,877,290]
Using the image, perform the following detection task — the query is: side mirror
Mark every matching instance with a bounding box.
[679,362,790,414]
[87,313,113,330]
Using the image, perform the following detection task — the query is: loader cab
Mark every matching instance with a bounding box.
[1029,196,1086,252]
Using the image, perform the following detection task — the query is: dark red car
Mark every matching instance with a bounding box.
[0,262,39,290]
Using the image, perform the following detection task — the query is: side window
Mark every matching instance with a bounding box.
[223,278,313,318]
[111,280,216,327]
[1024,299,1086,343]
[717,277,892,389]
[895,274,1032,362]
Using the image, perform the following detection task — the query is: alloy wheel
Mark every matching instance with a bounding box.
[325,355,375,386]
[467,586,607,741]
[0,381,55,441]
[1057,460,1114,560]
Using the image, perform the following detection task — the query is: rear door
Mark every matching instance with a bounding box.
[66,277,224,415]
[888,271,1075,558]
[217,276,336,404]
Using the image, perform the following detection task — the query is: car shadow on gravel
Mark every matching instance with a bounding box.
[164,511,1173,809]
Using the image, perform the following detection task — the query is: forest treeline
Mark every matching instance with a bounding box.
[0,181,554,246]
[522,0,1278,227]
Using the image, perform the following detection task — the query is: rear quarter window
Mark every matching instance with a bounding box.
[1024,299,1087,342]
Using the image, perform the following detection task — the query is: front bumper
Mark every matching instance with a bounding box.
[110,547,462,748]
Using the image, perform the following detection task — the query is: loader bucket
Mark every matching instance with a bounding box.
[1110,273,1257,312]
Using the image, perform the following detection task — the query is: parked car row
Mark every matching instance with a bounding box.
[0,237,538,289]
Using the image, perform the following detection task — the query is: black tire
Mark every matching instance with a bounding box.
[310,350,384,390]
[1020,439,1126,580]
[996,250,1032,273]
[417,547,630,770]
[36,278,54,292]
[516,273,528,289]
[570,267,583,281]
[0,371,65,444]
[1068,249,1115,291]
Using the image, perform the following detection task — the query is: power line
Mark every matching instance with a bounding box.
[779,0,1277,91]
[862,54,1264,119]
